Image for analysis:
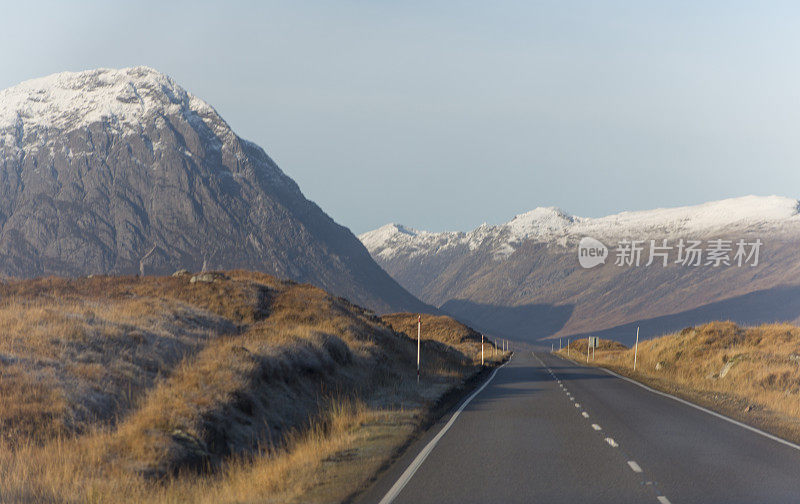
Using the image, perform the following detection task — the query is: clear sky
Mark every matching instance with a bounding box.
[3,1,799,233]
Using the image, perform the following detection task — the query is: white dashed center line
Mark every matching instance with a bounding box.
[540,353,673,504]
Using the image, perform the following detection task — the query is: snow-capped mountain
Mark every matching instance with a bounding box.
[360,197,800,345]
[362,196,800,261]
[0,67,431,314]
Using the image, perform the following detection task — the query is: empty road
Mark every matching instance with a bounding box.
[357,351,800,504]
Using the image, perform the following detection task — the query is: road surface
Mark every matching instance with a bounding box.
[357,350,800,504]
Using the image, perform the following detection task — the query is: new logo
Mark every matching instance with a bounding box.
[578,237,608,269]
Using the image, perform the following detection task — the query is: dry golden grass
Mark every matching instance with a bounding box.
[383,313,508,367]
[557,321,800,442]
[0,272,500,503]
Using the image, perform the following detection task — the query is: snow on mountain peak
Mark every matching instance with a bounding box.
[506,206,576,242]
[0,66,217,132]
[582,195,799,236]
[360,195,800,261]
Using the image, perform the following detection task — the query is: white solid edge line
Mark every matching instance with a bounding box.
[627,460,643,473]
[601,367,800,452]
[378,360,510,504]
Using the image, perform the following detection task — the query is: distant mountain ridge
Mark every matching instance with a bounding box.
[0,66,431,314]
[360,196,800,344]
[362,196,800,262]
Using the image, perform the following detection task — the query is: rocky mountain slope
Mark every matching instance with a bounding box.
[0,67,430,314]
[360,196,800,345]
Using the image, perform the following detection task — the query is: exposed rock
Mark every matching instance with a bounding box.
[190,273,224,284]
[719,355,743,378]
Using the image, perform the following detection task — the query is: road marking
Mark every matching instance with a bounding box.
[569,397,575,402]
[627,460,643,473]
[599,367,800,453]
[582,412,589,418]
[574,403,580,408]
[605,437,618,447]
[591,423,602,431]
[377,360,509,504]
[657,497,672,504]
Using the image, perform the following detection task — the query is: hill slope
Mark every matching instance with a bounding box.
[360,196,800,343]
[0,67,429,314]
[0,272,504,503]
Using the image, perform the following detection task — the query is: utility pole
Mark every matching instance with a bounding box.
[567,339,570,358]
[481,333,485,366]
[633,326,639,372]
[417,315,421,383]
[587,340,590,363]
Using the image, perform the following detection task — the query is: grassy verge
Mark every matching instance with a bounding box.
[554,321,800,444]
[0,272,508,503]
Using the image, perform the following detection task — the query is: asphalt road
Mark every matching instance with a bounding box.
[356,350,800,504]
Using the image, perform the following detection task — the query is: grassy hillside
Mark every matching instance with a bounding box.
[556,321,800,443]
[382,313,501,364]
[0,272,506,503]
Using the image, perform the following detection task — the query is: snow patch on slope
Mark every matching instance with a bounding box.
[360,224,469,260]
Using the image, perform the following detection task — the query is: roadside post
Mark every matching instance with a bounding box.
[587,339,590,363]
[481,333,484,366]
[588,336,598,361]
[417,315,421,383]
[633,326,640,372]
[567,339,570,358]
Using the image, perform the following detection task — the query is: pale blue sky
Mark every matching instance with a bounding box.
[2,1,799,233]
